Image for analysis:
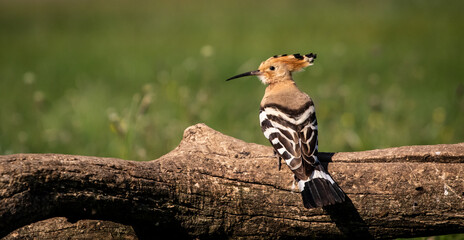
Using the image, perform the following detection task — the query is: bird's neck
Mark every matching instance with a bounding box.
[265,79,298,94]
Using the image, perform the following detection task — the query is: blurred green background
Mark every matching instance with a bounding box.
[1,0,463,162]
[0,1,463,239]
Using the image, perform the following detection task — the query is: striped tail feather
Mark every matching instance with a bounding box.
[298,165,345,208]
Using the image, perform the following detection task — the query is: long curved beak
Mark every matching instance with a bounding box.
[226,70,260,81]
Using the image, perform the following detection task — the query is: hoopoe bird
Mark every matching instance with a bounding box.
[227,53,345,208]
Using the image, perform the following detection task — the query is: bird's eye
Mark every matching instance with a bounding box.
[269,66,275,71]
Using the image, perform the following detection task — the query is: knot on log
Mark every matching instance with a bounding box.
[1,124,463,239]
[178,123,272,158]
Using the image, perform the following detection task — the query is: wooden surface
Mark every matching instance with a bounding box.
[1,123,463,239]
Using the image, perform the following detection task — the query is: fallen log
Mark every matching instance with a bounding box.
[1,123,463,239]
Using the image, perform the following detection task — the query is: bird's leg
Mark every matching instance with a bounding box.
[274,149,282,171]
[291,175,299,192]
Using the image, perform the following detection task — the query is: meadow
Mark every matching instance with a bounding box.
[1,0,464,239]
[0,0,463,163]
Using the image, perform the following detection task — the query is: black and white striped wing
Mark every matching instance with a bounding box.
[259,104,314,179]
[299,117,319,165]
[259,103,345,208]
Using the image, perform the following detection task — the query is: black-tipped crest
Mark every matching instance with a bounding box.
[305,53,317,63]
[273,54,288,58]
[227,52,318,82]
[293,53,304,60]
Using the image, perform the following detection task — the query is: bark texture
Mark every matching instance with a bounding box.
[4,218,137,240]
[1,123,463,239]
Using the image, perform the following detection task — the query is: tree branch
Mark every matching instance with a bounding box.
[1,123,463,239]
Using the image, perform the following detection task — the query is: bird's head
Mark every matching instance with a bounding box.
[227,53,317,84]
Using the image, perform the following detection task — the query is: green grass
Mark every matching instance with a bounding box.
[0,0,463,238]
[1,0,463,162]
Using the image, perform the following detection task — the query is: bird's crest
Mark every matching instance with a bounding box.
[261,53,317,72]
[227,53,317,84]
